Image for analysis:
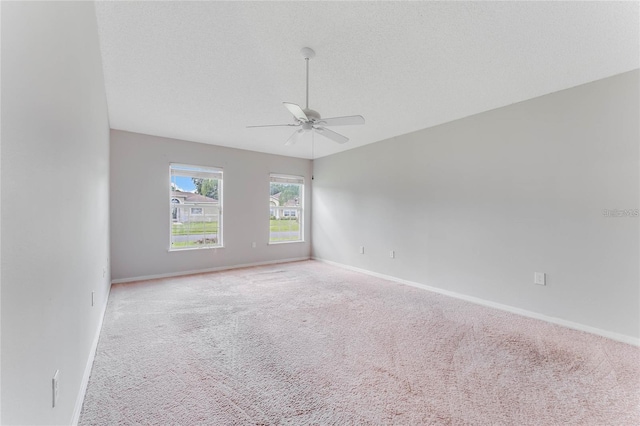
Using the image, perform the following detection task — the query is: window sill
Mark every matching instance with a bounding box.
[268,240,305,245]
[168,246,224,252]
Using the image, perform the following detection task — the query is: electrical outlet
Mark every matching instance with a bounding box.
[91,291,95,307]
[251,242,256,248]
[52,370,59,408]
[534,272,546,286]
[102,268,106,278]
[390,250,395,258]
[359,246,364,254]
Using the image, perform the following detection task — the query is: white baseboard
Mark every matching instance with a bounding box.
[313,257,639,347]
[71,284,112,425]
[111,257,311,284]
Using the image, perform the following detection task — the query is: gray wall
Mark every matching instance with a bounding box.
[312,70,639,340]
[1,2,111,424]
[110,130,312,281]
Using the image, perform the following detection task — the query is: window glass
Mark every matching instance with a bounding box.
[170,164,223,250]
[270,174,303,243]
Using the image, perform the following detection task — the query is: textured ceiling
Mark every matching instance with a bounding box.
[95,1,639,159]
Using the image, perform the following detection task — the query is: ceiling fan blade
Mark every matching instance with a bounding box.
[285,128,305,146]
[283,102,308,122]
[246,123,299,128]
[315,126,349,144]
[318,115,365,127]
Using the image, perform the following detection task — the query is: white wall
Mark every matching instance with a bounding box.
[313,70,639,340]
[1,2,110,425]
[110,130,312,281]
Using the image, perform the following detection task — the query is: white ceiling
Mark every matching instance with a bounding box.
[95,1,639,159]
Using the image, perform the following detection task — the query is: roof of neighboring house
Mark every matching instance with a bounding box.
[271,192,299,207]
[171,190,217,203]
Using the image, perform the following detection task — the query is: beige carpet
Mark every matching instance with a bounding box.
[80,260,639,425]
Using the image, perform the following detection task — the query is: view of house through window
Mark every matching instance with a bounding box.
[270,174,303,243]
[170,163,223,250]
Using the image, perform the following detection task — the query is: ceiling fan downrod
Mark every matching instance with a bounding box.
[300,47,315,112]
[306,56,309,110]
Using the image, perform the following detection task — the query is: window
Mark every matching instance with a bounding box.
[269,174,303,243]
[170,163,223,250]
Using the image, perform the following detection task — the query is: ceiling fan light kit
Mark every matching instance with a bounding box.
[248,47,365,146]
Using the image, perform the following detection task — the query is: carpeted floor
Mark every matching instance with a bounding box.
[80,260,639,425]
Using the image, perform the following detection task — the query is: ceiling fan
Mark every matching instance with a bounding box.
[248,47,365,146]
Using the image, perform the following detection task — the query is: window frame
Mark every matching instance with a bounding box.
[269,173,304,244]
[169,163,224,251]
